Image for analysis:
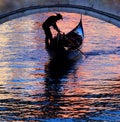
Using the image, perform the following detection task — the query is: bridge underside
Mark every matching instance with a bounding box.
[0,5,120,27]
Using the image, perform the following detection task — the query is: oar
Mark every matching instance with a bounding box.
[78,49,86,58]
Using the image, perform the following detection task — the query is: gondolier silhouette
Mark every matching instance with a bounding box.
[42,13,63,46]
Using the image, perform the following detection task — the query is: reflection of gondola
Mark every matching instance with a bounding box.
[45,58,77,80]
[46,15,84,60]
[43,58,78,117]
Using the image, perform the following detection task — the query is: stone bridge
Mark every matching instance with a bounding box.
[0,0,120,27]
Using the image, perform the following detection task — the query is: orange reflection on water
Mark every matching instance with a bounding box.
[0,12,120,120]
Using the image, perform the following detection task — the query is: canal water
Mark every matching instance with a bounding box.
[0,12,120,121]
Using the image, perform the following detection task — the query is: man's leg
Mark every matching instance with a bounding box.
[43,28,50,46]
[45,36,49,46]
[47,29,52,44]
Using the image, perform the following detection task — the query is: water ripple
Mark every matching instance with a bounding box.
[0,12,120,121]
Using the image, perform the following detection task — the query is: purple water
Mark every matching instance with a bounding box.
[0,12,120,121]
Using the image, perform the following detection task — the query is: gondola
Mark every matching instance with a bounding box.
[46,15,84,60]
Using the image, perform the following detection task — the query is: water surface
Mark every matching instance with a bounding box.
[0,12,120,121]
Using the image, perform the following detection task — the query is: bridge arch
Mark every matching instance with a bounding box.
[0,1,120,27]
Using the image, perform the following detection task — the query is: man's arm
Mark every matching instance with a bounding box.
[52,23,60,32]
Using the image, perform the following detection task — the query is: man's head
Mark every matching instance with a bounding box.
[56,13,63,20]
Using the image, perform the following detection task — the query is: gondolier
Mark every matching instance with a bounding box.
[42,13,63,46]
[45,14,84,60]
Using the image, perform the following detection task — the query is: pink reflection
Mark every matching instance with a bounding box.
[0,12,120,119]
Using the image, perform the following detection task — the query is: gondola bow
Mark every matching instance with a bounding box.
[46,15,84,60]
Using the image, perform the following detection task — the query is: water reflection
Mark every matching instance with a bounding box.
[45,58,76,80]
[35,58,78,118]
[0,12,120,121]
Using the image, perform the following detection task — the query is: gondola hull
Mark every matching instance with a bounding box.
[46,46,82,61]
[46,15,84,60]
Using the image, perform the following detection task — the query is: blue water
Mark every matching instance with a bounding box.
[0,12,120,121]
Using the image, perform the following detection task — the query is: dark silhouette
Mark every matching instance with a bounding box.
[42,13,63,46]
[42,58,77,118]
